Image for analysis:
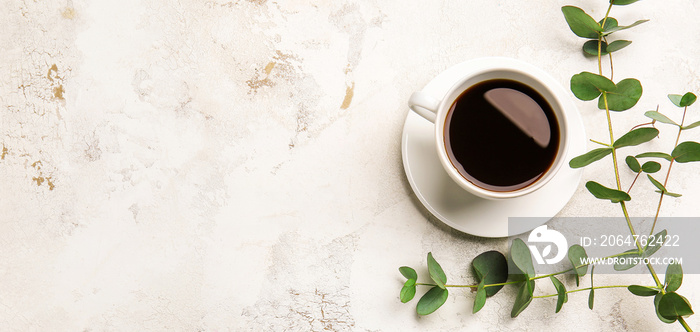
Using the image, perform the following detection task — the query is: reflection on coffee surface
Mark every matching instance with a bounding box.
[444,79,560,192]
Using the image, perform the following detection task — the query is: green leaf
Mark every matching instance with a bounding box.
[665,262,683,293]
[550,276,567,313]
[644,229,667,258]
[648,175,680,197]
[603,19,649,35]
[400,279,417,303]
[416,286,449,315]
[583,40,608,56]
[636,152,673,162]
[647,175,667,193]
[645,111,679,126]
[655,293,677,323]
[568,244,588,287]
[614,249,640,271]
[672,141,700,163]
[628,285,660,297]
[669,94,683,107]
[611,0,640,5]
[569,148,612,168]
[600,17,618,32]
[427,252,447,289]
[625,156,641,172]
[588,266,595,310]
[471,251,508,297]
[510,238,535,278]
[657,191,682,198]
[658,292,694,320]
[668,92,696,107]
[585,181,631,203]
[570,72,616,101]
[682,120,700,130]
[606,40,632,52]
[399,266,417,281]
[598,79,643,111]
[681,92,697,107]
[613,127,658,148]
[511,280,534,318]
[473,279,486,314]
[561,6,602,39]
[642,161,661,173]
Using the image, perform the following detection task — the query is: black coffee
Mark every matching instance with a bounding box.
[444,79,559,192]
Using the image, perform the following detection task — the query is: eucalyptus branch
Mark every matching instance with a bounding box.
[533,285,633,299]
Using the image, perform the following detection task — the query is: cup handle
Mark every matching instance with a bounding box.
[408,92,439,123]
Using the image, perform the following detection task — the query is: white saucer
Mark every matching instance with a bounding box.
[401,59,586,238]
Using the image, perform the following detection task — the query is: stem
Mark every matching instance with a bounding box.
[619,202,640,250]
[603,93,623,190]
[679,317,694,332]
[605,36,614,81]
[533,285,630,299]
[627,172,641,194]
[630,122,654,131]
[650,105,688,235]
[598,3,614,76]
[590,139,611,147]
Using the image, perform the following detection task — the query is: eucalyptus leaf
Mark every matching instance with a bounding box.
[642,161,661,173]
[400,279,417,303]
[669,94,684,107]
[583,40,608,56]
[569,148,612,168]
[598,78,643,111]
[644,229,667,258]
[588,266,595,310]
[672,92,699,107]
[645,111,678,126]
[585,181,631,203]
[647,175,667,193]
[510,238,535,278]
[682,120,700,130]
[511,280,534,318]
[625,156,641,172]
[665,262,683,293]
[473,279,487,314]
[606,40,632,52]
[568,244,588,286]
[611,0,640,6]
[550,276,567,313]
[672,141,700,163]
[636,152,673,161]
[561,6,602,39]
[613,127,658,148]
[655,293,678,323]
[600,17,618,32]
[658,292,694,320]
[680,92,697,107]
[614,249,640,271]
[603,19,649,35]
[628,285,660,297]
[657,190,682,198]
[472,251,508,297]
[399,266,417,281]
[571,72,616,101]
[416,286,449,315]
[427,252,447,289]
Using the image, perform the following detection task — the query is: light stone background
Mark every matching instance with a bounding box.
[1,0,699,330]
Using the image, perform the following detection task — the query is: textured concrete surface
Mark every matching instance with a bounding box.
[1,0,699,330]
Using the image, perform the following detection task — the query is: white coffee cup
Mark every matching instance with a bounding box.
[408,57,570,200]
